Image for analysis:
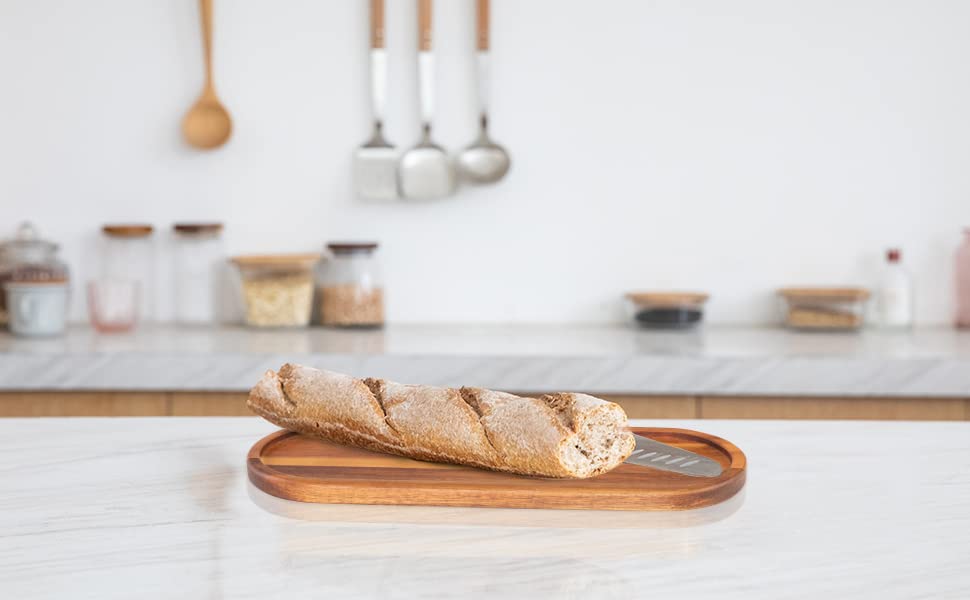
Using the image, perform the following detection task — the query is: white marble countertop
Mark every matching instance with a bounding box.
[2,417,967,599]
[2,324,970,396]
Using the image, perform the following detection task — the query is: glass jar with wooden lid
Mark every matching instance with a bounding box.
[98,224,155,324]
[625,291,709,329]
[231,254,320,327]
[173,223,224,324]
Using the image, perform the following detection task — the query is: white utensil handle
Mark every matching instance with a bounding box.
[476,51,489,118]
[370,49,387,122]
[418,51,434,125]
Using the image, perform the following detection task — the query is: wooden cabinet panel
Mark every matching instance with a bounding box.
[598,395,698,419]
[699,396,967,421]
[0,392,168,417]
[170,392,251,416]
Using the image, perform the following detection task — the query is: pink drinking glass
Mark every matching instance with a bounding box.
[87,281,140,333]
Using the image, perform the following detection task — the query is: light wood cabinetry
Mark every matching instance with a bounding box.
[169,392,251,416]
[0,392,169,417]
[0,392,966,420]
[697,395,968,421]
[597,395,698,419]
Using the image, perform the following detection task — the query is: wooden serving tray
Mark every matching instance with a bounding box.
[247,427,746,511]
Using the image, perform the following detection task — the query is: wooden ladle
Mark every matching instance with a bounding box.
[182,0,232,150]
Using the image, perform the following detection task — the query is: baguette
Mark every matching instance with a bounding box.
[248,363,635,478]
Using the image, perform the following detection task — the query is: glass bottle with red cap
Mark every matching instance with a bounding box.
[875,247,913,329]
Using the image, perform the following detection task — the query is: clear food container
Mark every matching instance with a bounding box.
[625,292,709,329]
[778,288,870,331]
[0,222,70,328]
[317,242,384,328]
[99,224,155,321]
[231,254,319,327]
[173,223,224,324]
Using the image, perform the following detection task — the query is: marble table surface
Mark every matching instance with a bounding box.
[1,417,967,599]
[2,324,970,396]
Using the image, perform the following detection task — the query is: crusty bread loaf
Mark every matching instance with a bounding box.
[248,364,635,478]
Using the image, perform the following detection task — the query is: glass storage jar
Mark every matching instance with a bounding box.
[625,292,709,329]
[231,254,319,327]
[778,287,870,331]
[99,224,155,324]
[0,223,70,333]
[173,223,224,324]
[317,242,384,328]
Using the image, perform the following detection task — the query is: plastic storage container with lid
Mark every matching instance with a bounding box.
[778,287,870,331]
[317,242,384,328]
[625,292,709,329]
[232,254,320,327]
[0,222,70,336]
[173,223,225,324]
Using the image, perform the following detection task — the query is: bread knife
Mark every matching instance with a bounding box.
[626,434,723,477]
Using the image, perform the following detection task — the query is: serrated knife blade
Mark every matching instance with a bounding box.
[625,434,723,478]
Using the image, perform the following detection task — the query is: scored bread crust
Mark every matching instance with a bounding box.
[248,363,636,479]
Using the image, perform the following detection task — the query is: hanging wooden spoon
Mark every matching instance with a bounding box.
[182,0,232,150]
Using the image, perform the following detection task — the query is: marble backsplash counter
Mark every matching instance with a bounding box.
[1,324,969,397]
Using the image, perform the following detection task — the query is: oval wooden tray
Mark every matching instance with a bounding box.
[247,427,746,511]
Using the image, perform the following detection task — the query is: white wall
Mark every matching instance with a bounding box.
[1,0,969,324]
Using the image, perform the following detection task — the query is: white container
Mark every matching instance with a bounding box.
[173,223,224,324]
[4,282,69,337]
[100,225,154,323]
[875,248,914,329]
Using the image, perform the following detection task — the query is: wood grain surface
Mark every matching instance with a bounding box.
[247,427,747,511]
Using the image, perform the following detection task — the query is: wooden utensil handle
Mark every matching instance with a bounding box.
[200,0,214,87]
[370,0,385,49]
[418,0,432,51]
[476,0,489,51]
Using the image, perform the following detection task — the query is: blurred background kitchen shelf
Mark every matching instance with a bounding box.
[2,0,970,422]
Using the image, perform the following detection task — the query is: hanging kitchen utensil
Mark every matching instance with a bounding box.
[354,0,398,200]
[398,0,456,199]
[457,0,510,184]
[182,0,233,150]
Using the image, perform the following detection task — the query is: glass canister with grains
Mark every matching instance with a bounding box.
[232,254,319,327]
[317,242,384,328]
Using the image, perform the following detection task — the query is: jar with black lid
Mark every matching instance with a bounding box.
[317,242,384,328]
